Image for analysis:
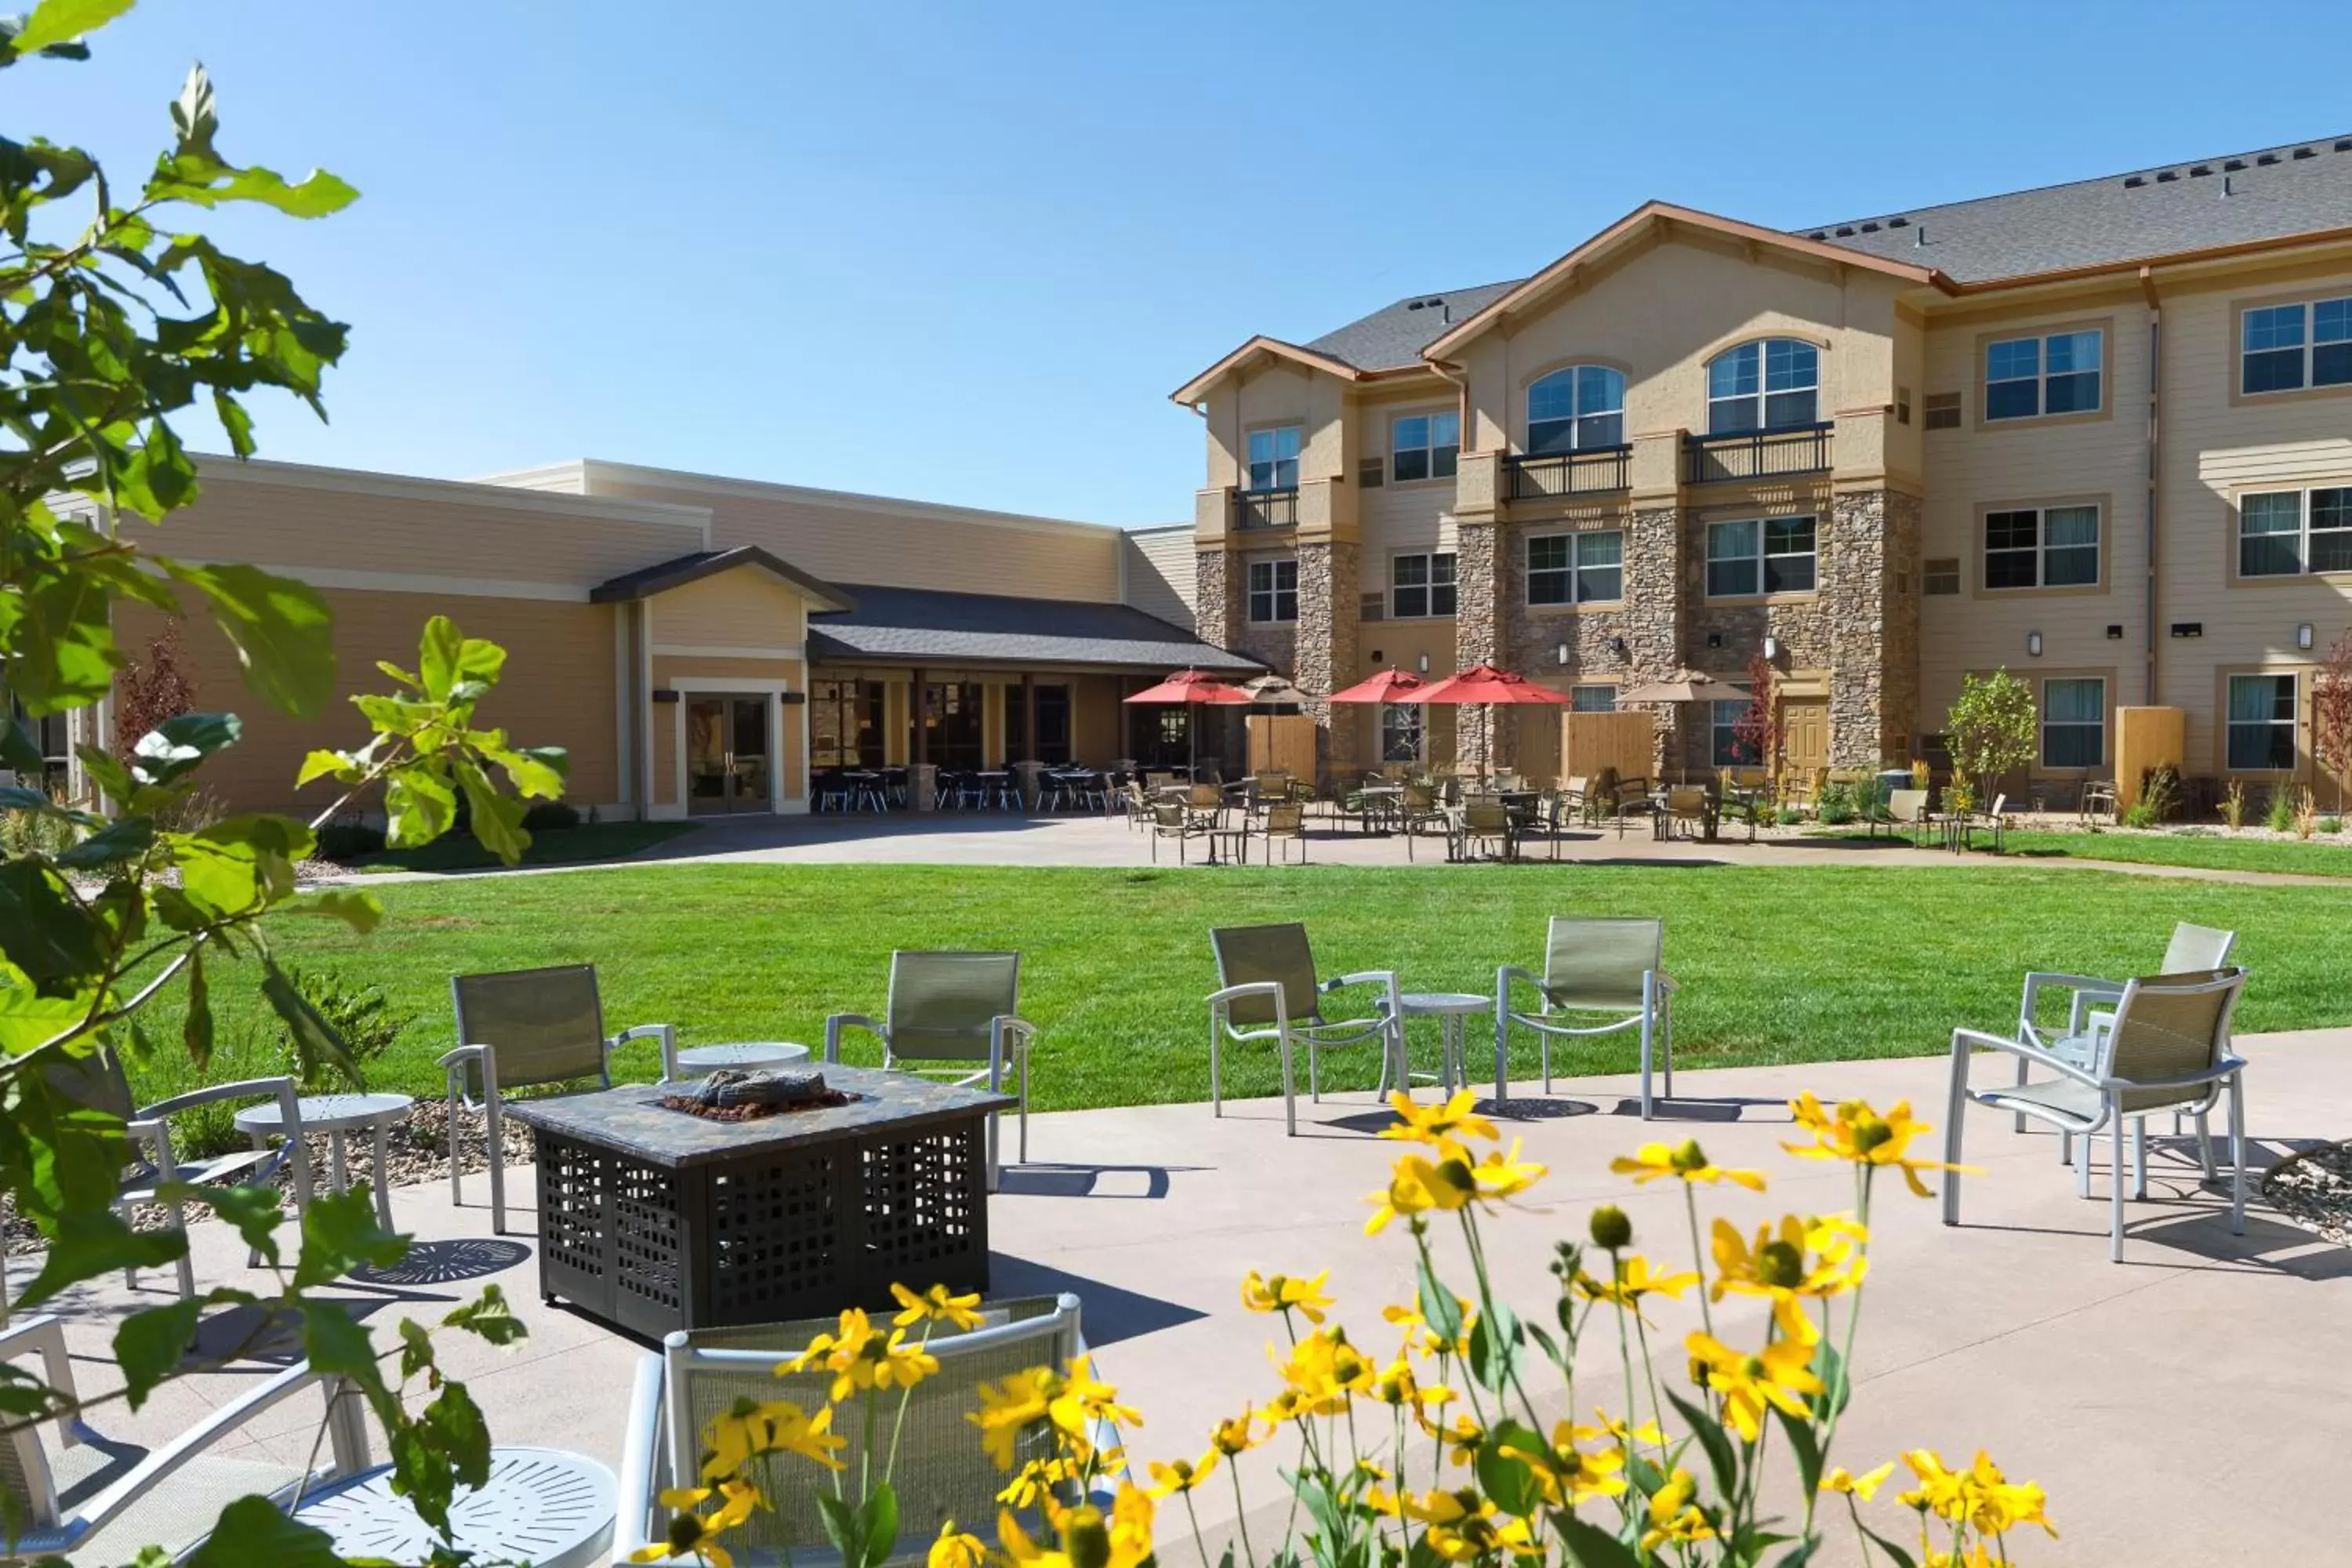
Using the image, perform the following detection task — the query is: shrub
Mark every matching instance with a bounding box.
[2265,786,2299,834]
[2130,765,2180,828]
[2321,815,2343,836]
[1944,670,2038,805]
[1944,777,1976,816]
[521,800,582,832]
[278,967,411,1091]
[2295,786,2319,841]
[2222,779,2247,830]
[1776,805,1802,826]
[1816,781,1857,826]
[317,819,387,862]
[0,787,77,858]
[2122,798,2159,830]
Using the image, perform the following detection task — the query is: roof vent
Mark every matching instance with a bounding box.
[2225,158,2247,171]
[1860,221,1881,233]
[2190,164,2212,176]
[2295,146,2316,158]
[2124,175,2146,187]
[2156,169,2180,182]
[1406,299,1425,310]
[1807,230,1828,241]
[1888,216,1910,227]
[2259,153,2281,165]
[1835,225,1855,236]
[2338,140,2352,151]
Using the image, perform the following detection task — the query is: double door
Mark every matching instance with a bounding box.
[687,695,771,815]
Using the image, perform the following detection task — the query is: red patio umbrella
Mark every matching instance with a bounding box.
[1327,667,1427,704]
[1123,668,1251,775]
[1393,663,1568,769]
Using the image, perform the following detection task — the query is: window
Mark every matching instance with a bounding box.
[1924,557,1962,595]
[1571,684,1617,713]
[1247,558,1298,622]
[1984,329,2102,421]
[1983,504,2100,590]
[1526,530,1623,605]
[811,677,885,768]
[2241,298,2352,394]
[1711,699,1759,767]
[1380,703,1425,764]
[1923,391,1962,430]
[2238,487,2352,576]
[1391,552,1457,618]
[1390,412,1459,483]
[1004,683,1072,764]
[2227,673,2298,770]
[1706,339,1818,434]
[1706,516,1817,597]
[1527,365,1626,454]
[1356,456,1385,489]
[1247,426,1300,492]
[922,681,985,769]
[2040,677,2105,768]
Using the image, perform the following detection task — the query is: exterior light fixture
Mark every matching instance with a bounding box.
[1609,636,1629,662]
[2027,631,2043,657]
[2298,622,2316,651]
[1556,643,1570,665]
[1417,653,1430,673]
[1763,635,1780,659]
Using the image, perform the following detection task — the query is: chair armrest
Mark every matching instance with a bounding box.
[1495,964,1543,996]
[992,1014,1038,1047]
[0,1314,78,1444]
[138,1076,303,1123]
[608,1023,678,1083]
[1653,971,1679,995]
[1951,1026,2101,1087]
[823,1013,886,1064]
[1205,982,1283,1010]
[613,1352,668,1563]
[67,1361,331,1543]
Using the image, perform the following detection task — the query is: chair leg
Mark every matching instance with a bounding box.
[1017,1049,1030,1165]
[1308,1042,1320,1102]
[2013,1051,2030,1135]
[1638,1010,1654,1121]
[1941,1038,1969,1227]
[1493,1005,1510,1112]
[2060,1130,2073,1167]
[2132,1117,2149,1200]
[2110,1117,2127,1263]
[1659,1000,1674,1102]
[1541,1035,1552,1097]
[2227,1073,2246,1236]
[448,1088,464,1207]
[485,1089,507,1236]
[1279,1032,1297,1137]
[2195,1110,2216,1181]
[2077,1131,2092,1199]
[1209,1018,1222,1119]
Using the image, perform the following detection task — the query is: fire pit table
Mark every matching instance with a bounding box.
[503,1066,1014,1340]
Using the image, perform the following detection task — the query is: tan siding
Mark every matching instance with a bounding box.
[1123,528,1197,630]
[648,570,810,648]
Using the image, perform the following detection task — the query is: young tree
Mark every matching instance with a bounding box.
[0,7,561,1557]
[1944,669,2038,804]
[111,621,198,757]
[2313,627,2352,812]
[1731,651,1779,779]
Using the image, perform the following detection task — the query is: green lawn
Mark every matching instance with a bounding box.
[128,861,2351,1122]
[349,820,699,873]
[1998,829,2352,878]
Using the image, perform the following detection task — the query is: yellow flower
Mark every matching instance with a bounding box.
[1685,1331,1824,1443]
[1570,1409,1665,1450]
[1901,1449,2056,1539]
[1273,1327,1376,1417]
[1784,1094,1975,1199]
[970,1367,1058,1471]
[780,1308,939,1402]
[1382,1297,1475,1359]
[699,1399,844,1481]
[996,1454,1083,1508]
[1378,1089,1497,1152]
[1050,1355,1142,1450]
[1396,1488,1544,1561]
[1515,1424,1628,1508]
[1611,1138,1766,1191]
[1416,1408,1485,1469]
[1240,1269,1334,1323]
[930,1520,987,1568]
[1570,1254,1700,1321]
[1366,1145,1544,1236]
[1145,1452,1218,1497]
[638,1479,764,1568]
[892,1282,985,1331]
[1369,1356,1454,1419]
[1208,1405,1259,1457]
[1007,1484,1154,1568]
[1709,1215,1867,1345]
[1639,1468,1717,1553]
[1468,1139,1546,1200]
[1820,1461,1896,1501]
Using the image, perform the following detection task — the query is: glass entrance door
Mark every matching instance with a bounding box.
[686,695,771,815]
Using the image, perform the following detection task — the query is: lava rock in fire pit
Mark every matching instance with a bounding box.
[693,1068,831,1111]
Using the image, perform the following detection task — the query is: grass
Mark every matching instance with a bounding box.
[1998,829,2352,878]
[125,860,2352,1121]
[349,820,698,873]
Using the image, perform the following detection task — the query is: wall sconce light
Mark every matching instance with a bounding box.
[2026,631,2043,657]
[1555,643,1570,666]
[2105,624,2125,640]
[1417,653,1430,673]
[1369,648,1384,664]
[1762,635,1780,660]
[2298,622,2316,651]
[1609,636,1629,662]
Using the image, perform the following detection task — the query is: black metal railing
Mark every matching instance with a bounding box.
[1682,423,1833,485]
[1503,445,1631,501]
[1230,487,1299,528]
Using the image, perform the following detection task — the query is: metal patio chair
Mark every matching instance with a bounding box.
[443,964,677,1234]
[1946,967,2249,1262]
[824,950,1034,1188]
[1495,916,1677,1117]
[1452,799,1519,862]
[1207,924,1403,1135]
[1259,800,1308,864]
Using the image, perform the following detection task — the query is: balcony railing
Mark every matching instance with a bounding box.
[1230,487,1298,528]
[1503,445,1631,502]
[1682,423,1833,485]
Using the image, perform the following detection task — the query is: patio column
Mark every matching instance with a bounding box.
[1454,520,1507,772]
[1022,672,1038,763]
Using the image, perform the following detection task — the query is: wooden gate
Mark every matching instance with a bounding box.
[1560,710,1655,783]
[1247,713,1319,781]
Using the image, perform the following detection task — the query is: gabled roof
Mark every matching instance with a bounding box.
[1169,336,1379,406]
[1805,132,2352,285]
[1298,279,1526,372]
[590,546,854,613]
[809,583,1259,673]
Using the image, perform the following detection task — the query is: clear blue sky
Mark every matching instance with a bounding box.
[16,0,2352,526]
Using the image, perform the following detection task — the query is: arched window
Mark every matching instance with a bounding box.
[1526,365,1625,455]
[1706,339,1818,434]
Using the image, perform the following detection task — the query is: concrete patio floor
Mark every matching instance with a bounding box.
[15,1031,2350,1564]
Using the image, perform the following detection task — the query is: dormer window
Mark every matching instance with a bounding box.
[1706,339,1818,434]
[1526,366,1625,454]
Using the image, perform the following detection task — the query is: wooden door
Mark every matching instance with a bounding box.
[1780,696,1828,777]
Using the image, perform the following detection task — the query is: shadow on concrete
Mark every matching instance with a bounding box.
[184,1289,399,1368]
[996,1163,1196,1200]
[985,1255,1207,1348]
[1483,1098,1602,1121]
[356,1236,532,1287]
[1602,1094,1792,1123]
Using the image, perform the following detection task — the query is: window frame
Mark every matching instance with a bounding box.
[2234,485,2352,579]
[1710,699,1762,768]
[1245,424,1301,493]
[1978,323,2107,426]
[1526,365,1628,455]
[1570,684,1617,713]
[2238,294,2352,397]
[1525,528,1624,608]
[1247,557,1298,623]
[2038,676,2107,771]
[1704,514,1817,600]
[2224,672,2299,772]
[1389,550,1457,619]
[1978,501,2103,593]
[1380,702,1425,764]
[1704,338,1820,435]
[1388,408,1461,485]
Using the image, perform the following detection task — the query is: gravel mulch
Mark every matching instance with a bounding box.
[2,1102,536,1257]
[2262,1139,2352,1247]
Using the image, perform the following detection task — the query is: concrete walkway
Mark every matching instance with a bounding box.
[15,1031,2350,1564]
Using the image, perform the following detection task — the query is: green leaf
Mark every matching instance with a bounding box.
[183,940,212,1069]
[1810,1341,1851,1422]
[1466,1291,1523,1392]
[815,1494,863,1568]
[1773,1404,1824,1498]
[443,1283,528,1348]
[16,1208,183,1309]
[148,154,359,218]
[283,888,383,932]
[263,952,358,1087]
[1772,1540,1820,1566]
[299,1298,376,1379]
[858,1481,899,1568]
[292,1185,407,1289]
[160,561,336,718]
[114,1297,204,1410]
[417,615,464,702]
[9,563,121,711]
[1473,1421,1544,1519]
[383,765,456,847]
[54,814,155,869]
[0,859,106,991]
[169,1181,285,1267]
[453,759,528,866]
[1855,1522,1919,1568]
[9,0,136,55]
[1416,1254,1464,1347]
[1551,1509,1641,1568]
[1663,1385,1739,1505]
[398,1318,437,1381]
[129,710,241,786]
[183,1494,344,1568]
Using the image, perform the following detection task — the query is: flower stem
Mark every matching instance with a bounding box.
[1682,1183,1715,1339]
[1229,1455,1258,1568]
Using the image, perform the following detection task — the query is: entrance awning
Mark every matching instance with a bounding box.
[808,583,1260,673]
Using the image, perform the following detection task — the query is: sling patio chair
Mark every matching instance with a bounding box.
[617,1296,1087,1566]
[1451,799,1519,862]
[41,1047,315,1302]
[1881,787,1933,846]
[1945,967,2249,1262]
[1494,916,1678,1117]
[825,950,1034,1188]
[1258,800,1309,865]
[0,1312,371,1561]
[1655,785,1710,841]
[1399,782,1454,859]
[1149,798,1214,862]
[443,964,677,1234]
[1207,924,1404,1135]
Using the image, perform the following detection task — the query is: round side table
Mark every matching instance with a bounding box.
[1392,992,1491,1098]
[670,1040,811,1080]
[292,1446,615,1568]
[234,1092,414,1229]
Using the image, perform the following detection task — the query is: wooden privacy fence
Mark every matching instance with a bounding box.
[1246,713,1318,782]
[2114,706,2184,810]
[1560,710,1655,784]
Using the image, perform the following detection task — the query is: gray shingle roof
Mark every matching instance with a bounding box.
[1301,279,1525,371]
[1804,133,2352,283]
[590,546,852,611]
[809,584,1260,672]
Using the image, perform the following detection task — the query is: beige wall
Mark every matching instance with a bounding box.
[648,569,810,649]
[1123,527,1198,630]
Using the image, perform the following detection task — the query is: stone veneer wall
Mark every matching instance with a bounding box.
[1878,490,1922,764]
[1622,506,1686,775]
[1294,541,1359,783]
[1824,489,1912,768]
[1193,550,1238,648]
[1451,521,1504,769]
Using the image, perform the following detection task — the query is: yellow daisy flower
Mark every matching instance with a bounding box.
[1611,1138,1766,1191]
